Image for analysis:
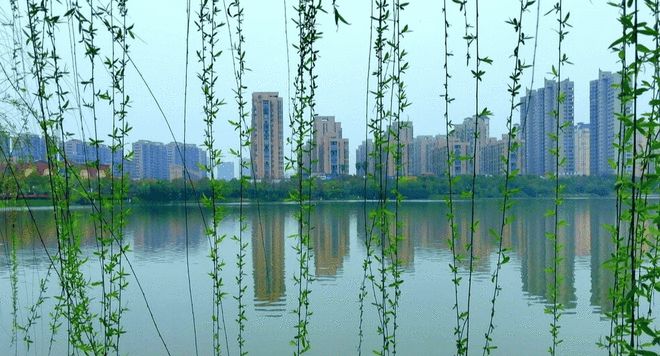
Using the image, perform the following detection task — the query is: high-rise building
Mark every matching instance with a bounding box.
[432,137,471,176]
[310,116,349,177]
[355,139,374,176]
[444,115,490,175]
[574,123,590,176]
[64,139,89,164]
[452,115,490,147]
[479,132,524,176]
[251,92,284,180]
[521,78,575,176]
[217,161,235,180]
[387,121,414,177]
[411,135,438,176]
[589,70,622,176]
[63,139,121,168]
[12,133,47,162]
[165,142,207,180]
[132,140,168,180]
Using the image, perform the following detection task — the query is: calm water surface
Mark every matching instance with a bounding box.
[0,199,655,355]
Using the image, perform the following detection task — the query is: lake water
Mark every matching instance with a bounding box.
[0,199,654,355]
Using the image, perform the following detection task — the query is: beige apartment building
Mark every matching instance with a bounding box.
[479,134,525,176]
[251,92,284,180]
[310,116,349,176]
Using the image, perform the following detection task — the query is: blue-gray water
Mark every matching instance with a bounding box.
[0,199,654,354]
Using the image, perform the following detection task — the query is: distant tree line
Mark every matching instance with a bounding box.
[129,175,621,202]
[1,174,618,204]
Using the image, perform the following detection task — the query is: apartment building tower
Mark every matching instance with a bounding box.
[311,116,349,176]
[589,70,621,176]
[355,139,375,176]
[12,133,47,162]
[479,133,524,176]
[387,121,414,177]
[521,79,575,175]
[251,92,284,180]
[411,135,438,176]
[131,140,168,180]
[165,142,207,180]
[63,139,122,169]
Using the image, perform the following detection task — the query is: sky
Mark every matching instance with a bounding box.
[1,1,624,174]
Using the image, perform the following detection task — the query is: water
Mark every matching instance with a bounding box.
[0,199,654,355]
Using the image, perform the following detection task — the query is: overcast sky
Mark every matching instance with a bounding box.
[2,1,624,174]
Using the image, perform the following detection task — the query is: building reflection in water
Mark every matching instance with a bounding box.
[516,202,577,309]
[353,200,593,310]
[589,200,616,314]
[355,206,415,269]
[574,205,592,257]
[311,204,350,279]
[251,207,286,316]
[2,198,620,317]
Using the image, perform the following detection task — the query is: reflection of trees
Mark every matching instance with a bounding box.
[311,204,349,278]
[251,208,286,313]
[128,207,205,252]
[2,205,208,255]
[0,208,97,263]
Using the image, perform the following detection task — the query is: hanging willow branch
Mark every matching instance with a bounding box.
[288,0,321,353]
[94,0,133,350]
[605,1,630,353]
[482,1,533,354]
[388,1,409,354]
[357,1,375,354]
[545,1,570,354]
[358,0,409,354]
[441,1,465,354]
[605,0,660,354]
[222,0,250,353]
[367,0,392,353]
[182,0,199,353]
[197,0,230,354]
[25,0,100,352]
[463,1,491,355]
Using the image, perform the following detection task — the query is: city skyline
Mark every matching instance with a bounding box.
[1,72,631,180]
[0,2,626,178]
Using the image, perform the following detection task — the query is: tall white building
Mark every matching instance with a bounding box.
[521,79,575,176]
